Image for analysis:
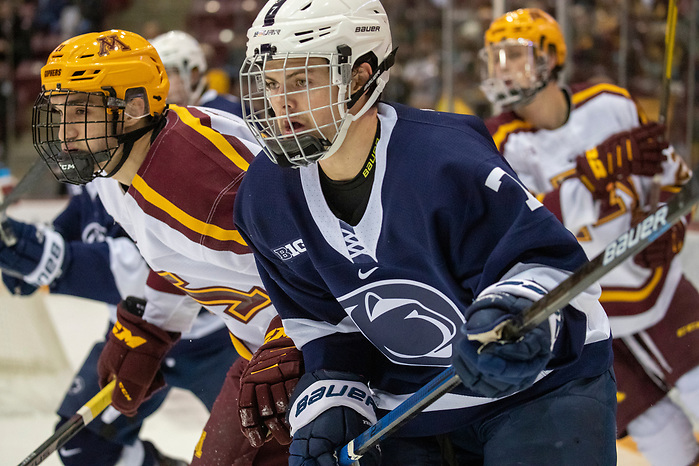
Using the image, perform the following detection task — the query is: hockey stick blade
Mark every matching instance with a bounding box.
[17,380,116,466]
[338,172,699,465]
[0,159,50,246]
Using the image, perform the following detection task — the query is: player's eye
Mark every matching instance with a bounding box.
[265,80,280,92]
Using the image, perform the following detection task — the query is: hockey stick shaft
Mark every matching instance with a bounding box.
[0,159,49,215]
[501,168,698,340]
[338,172,699,464]
[658,0,678,126]
[0,159,49,246]
[339,367,461,465]
[17,380,115,466]
[650,0,678,208]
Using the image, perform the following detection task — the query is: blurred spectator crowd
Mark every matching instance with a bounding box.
[0,0,697,169]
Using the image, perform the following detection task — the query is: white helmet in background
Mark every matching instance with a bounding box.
[240,0,395,167]
[151,30,208,106]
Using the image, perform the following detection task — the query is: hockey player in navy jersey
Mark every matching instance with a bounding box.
[480,8,699,466]
[0,185,235,466]
[150,30,245,118]
[233,1,617,464]
[28,29,297,464]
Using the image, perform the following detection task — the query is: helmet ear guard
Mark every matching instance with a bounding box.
[346,46,397,111]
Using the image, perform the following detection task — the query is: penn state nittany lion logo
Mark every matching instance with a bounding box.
[339,280,464,366]
[82,222,108,244]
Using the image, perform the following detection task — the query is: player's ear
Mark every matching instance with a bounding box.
[547,46,559,73]
[124,96,147,122]
[351,62,373,95]
[191,67,202,90]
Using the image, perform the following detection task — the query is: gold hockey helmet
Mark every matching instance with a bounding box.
[40,29,169,116]
[484,8,566,67]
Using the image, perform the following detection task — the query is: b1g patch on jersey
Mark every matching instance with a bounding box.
[339,279,465,366]
[273,238,306,260]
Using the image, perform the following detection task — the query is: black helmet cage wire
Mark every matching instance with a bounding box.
[32,88,125,185]
[240,48,353,168]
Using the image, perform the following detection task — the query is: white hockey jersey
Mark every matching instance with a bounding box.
[95,105,275,357]
[486,82,691,337]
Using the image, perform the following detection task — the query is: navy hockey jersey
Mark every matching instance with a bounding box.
[235,102,612,436]
[198,89,244,118]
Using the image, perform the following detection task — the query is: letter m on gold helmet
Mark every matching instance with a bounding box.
[40,29,169,116]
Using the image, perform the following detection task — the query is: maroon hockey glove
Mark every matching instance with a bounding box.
[239,315,303,448]
[633,210,686,269]
[97,297,180,417]
[576,122,667,197]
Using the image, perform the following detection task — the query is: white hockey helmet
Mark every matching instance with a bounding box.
[151,30,208,106]
[240,0,395,167]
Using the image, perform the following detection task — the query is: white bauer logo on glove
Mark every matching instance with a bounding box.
[288,379,378,436]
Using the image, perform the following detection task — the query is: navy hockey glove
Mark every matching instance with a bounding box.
[288,370,380,466]
[576,122,667,197]
[1,273,38,295]
[239,315,303,448]
[453,281,559,399]
[0,217,68,289]
[97,297,180,417]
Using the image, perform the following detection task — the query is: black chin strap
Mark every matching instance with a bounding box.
[347,47,398,110]
[104,119,162,178]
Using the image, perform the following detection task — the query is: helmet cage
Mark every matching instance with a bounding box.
[479,38,550,107]
[240,48,353,167]
[32,89,124,185]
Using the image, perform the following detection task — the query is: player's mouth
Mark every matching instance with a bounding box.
[61,145,80,154]
[281,119,305,135]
